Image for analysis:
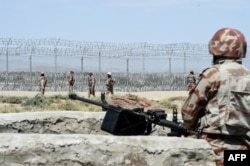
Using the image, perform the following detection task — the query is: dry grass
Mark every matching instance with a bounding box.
[0,91,188,113]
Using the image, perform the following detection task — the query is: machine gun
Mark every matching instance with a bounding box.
[69,93,190,137]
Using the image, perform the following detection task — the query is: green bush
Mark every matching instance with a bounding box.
[22,93,49,107]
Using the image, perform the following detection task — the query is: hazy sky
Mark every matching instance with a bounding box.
[1,0,249,44]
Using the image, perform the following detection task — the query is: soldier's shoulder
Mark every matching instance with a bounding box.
[200,67,220,79]
[202,67,219,74]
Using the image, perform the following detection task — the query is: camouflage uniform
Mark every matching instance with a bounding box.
[88,72,96,98]
[39,72,47,95]
[105,72,115,95]
[181,28,250,166]
[186,71,196,92]
[67,71,75,93]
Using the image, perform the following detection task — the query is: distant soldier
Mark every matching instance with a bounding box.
[186,70,196,92]
[88,72,96,98]
[105,72,116,95]
[67,71,75,93]
[39,72,47,95]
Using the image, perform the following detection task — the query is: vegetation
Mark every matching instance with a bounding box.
[0,93,185,113]
[0,94,102,113]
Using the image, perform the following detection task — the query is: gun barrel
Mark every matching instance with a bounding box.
[158,119,188,136]
[69,94,104,107]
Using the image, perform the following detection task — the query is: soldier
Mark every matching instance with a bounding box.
[88,72,96,98]
[39,72,47,95]
[105,72,116,95]
[67,71,75,93]
[186,70,196,92]
[181,28,250,166]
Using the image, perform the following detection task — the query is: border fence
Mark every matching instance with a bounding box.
[1,38,250,92]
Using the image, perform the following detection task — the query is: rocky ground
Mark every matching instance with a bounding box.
[0,111,216,166]
[0,91,217,166]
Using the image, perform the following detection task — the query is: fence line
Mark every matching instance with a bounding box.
[1,38,250,91]
[0,72,189,92]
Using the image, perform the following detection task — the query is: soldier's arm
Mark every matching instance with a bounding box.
[181,68,220,130]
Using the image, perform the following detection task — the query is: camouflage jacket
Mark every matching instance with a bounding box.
[88,75,96,87]
[39,76,47,89]
[186,74,196,84]
[105,77,115,88]
[68,75,75,86]
[182,60,250,136]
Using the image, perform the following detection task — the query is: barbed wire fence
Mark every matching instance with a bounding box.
[1,38,250,92]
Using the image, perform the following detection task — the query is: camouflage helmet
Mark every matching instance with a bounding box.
[208,28,247,58]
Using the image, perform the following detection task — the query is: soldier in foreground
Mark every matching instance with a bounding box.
[88,72,96,98]
[67,71,75,93]
[39,72,47,95]
[181,28,250,166]
[105,72,116,95]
